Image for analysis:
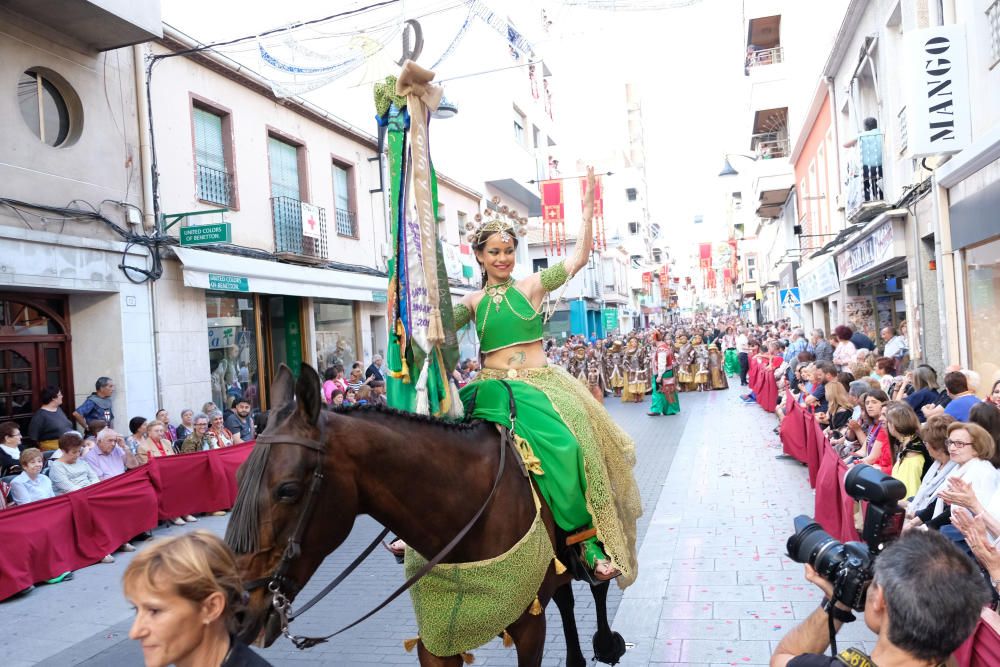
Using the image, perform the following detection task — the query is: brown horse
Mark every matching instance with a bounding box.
[228,364,622,666]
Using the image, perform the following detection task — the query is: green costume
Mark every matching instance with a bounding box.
[724,348,741,376]
[650,369,681,415]
[455,262,641,585]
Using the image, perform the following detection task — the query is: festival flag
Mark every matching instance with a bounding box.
[374,63,461,417]
[698,243,712,269]
[642,271,653,295]
[659,264,669,301]
[540,179,564,256]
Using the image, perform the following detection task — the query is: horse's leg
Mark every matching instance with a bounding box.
[415,641,464,667]
[592,580,612,638]
[552,584,587,667]
[589,580,627,665]
[507,607,547,667]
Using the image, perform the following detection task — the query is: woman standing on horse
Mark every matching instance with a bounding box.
[450,167,641,583]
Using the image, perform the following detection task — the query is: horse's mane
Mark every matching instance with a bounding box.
[328,402,484,431]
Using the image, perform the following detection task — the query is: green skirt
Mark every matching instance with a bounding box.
[650,370,680,415]
[460,365,641,587]
[724,348,741,376]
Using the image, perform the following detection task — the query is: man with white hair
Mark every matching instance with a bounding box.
[810,329,833,363]
[365,353,385,383]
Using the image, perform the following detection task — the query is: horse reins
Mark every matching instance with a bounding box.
[246,382,518,650]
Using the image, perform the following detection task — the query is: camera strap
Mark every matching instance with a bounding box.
[835,647,875,667]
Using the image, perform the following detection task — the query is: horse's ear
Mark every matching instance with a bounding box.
[295,363,323,426]
[271,364,295,408]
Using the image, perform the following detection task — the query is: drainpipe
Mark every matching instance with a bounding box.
[825,77,843,223]
[134,43,164,409]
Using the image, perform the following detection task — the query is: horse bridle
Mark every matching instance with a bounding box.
[242,383,518,650]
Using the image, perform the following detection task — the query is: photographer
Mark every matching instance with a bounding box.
[771,530,987,667]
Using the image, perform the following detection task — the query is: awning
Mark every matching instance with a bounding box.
[756,185,792,218]
[485,179,542,217]
[172,247,387,301]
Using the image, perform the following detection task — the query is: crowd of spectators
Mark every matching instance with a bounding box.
[747,317,1000,651]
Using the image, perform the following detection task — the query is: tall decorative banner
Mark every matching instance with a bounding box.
[374,62,461,417]
[642,271,653,295]
[698,243,712,269]
[580,174,605,251]
[540,179,565,256]
[659,264,669,301]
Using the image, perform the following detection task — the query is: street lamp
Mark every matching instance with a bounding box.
[431,95,458,119]
[717,153,759,177]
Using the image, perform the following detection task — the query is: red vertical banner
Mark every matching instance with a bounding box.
[580,174,605,251]
[541,180,564,256]
[659,264,669,300]
[698,243,712,269]
[642,271,652,294]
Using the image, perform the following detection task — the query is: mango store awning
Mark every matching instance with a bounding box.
[172,247,388,302]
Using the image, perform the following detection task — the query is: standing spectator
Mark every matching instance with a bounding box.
[880,326,907,365]
[72,376,115,429]
[49,432,100,494]
[9,448,54,505]
[365,354,385,382]
[155,409,177,445]
[224,398,255,444]
[831,325,858,371]
[0,422,23,475]
[872,357,896,393]
[969,401,1000,468]
[126,417,147,455]
[369,380,387,406]
[201,402,218,417]
[181,414,214,453]
[736,327,750,387]
[174,409,195,446]
[83,429,139,481]
[850,325,875,351]
[208,411,235,448]
[810,328,833,363]
[26,386,74,450]
[346,365,371,393]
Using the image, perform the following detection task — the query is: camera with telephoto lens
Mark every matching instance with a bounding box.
[786,465,907,611]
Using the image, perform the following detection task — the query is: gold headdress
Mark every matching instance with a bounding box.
[465,196,529,245]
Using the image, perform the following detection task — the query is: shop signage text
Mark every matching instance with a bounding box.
[903,24,971,158]
[603,307,618,332]
[180,223,232,246]
[371,290,388,303]
[837,220,894,281]
[208,273,249,292]
[799,257,840,303]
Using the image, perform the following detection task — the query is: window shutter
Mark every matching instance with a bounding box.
[193,108,225,171]
[268,137,300,200]
[332,164,350,211]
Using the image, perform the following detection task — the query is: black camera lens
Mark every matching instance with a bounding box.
[787,515,845,578]
[844,464,907,504]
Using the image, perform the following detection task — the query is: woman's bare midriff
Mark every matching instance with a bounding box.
[482,342,549,371]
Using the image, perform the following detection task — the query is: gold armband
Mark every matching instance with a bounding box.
[453,303,471,329]
[539,261,569,292]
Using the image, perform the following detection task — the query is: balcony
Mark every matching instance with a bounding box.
[196,164,232,207]
[845,134,891,224]
[334,208,357,238]
[271,196,328,262]
[751,133,789,159]
[747,46,784,70]
[4,0,162,51]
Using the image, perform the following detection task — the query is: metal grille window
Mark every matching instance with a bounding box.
[271,196,328,259]
[989,0,1000,67]
[268,137,300,200]
[332,163,356,237]
[193,107,231,206]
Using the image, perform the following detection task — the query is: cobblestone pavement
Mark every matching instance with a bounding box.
[9,383,874,666]
[9,391,689,667]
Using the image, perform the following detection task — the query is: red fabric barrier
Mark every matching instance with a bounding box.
[813,445,860,543]
[757,371,778,413]
[780,391,808,464]
[749,359,762,393]
[954,610,1000,666]
[0,442,254,601]
[803,412,826,489]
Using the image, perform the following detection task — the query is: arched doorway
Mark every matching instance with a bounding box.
[0,295,73,438]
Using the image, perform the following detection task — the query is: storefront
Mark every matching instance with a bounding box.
[833,211,909,340]
[797,256,839,334]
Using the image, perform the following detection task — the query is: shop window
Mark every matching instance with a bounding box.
[314,299,357,375]
[965,238,1000,385]
[206,292,260,412]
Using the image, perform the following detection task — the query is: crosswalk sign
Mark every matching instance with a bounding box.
[780,287,801,309]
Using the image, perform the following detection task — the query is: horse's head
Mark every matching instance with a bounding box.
[227,363,359,647]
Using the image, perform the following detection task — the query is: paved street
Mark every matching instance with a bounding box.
[4,382,875,666]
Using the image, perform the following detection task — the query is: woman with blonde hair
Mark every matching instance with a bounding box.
[124,530,271,667]
[883,401,930,498]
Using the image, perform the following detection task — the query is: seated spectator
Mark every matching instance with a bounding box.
[369,380,387,406]
[9,447,54,505]
[180,414,214,453]
[126,416,147,455]
[327,388,345,409]
[836,371,854,391]
[848,361,871,383]
[969,401,1000,468]
[174,409,195,447]
[201,402,217,417]
[123,531,272,667]
[85,419,107,442]
[930,371,982,422]
[155,409,176,445]
[904,415,957,516]
[988,378,1000,408]
[872,356,896,393]
[0,421,23,475]
[136,421,173,465]
[846,389,890,471]
[49,432,100,494]
[884,401,930,498]
[909,422,999,531]
[816,380,853,434]
[0,478,11,511]
[899,366,941,419]
[208,411,234,448]
[849,325,875,351]
[83,428,139,481]
[346,365,370,393]
[223,398,254,444]
[355,385,373,406]
[26,385,74,450]
[343,388,358,408]
[804,361,837,412]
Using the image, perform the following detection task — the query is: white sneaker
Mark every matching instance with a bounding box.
[120,543,137,552]
[101,554,115,564]
[172,517,186,526]
[183,515,198,523]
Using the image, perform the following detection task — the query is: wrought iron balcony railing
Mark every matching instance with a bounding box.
[751,133,790,159]
[334,208,357,237]
[747,46,784,68]
[196,164,232,207]
[271,195,328,260]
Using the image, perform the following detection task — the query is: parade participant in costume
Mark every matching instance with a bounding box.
[586,348,606,403]
[452,167,640,584]
[691,334,711,391]
[621,336,647,403]
[566,344,588,385]
[676,333,697,392]
[605,340,626,397]
[707,343,729,390]
[648,332,680,416]
[721,326,740,377]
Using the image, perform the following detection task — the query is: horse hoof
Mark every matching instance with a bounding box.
[592,630,626,665]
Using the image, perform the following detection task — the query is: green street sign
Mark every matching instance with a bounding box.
[371,290,388,303]
[180,223,231,246]
[603,307,619,331]
[208,273,249,292]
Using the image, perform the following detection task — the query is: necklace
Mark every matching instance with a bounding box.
[484,278,515,313]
